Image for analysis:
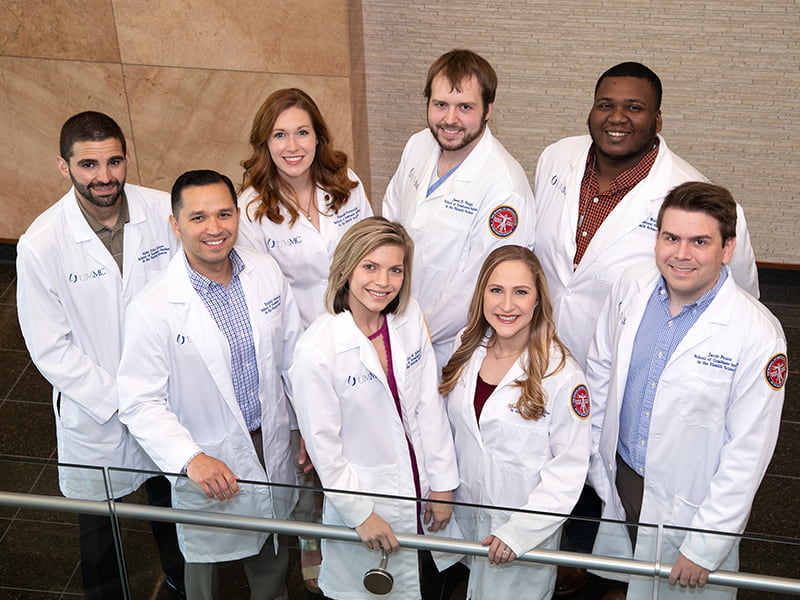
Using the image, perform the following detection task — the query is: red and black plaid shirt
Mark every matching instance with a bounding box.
[573,140,660,268]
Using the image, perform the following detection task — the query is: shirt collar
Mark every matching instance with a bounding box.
[75,191,129,233]
[185,247,243,295]
[656,265,729,314]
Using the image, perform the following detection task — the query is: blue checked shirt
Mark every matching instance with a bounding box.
[186,249,261,431]
[618,267,728,476]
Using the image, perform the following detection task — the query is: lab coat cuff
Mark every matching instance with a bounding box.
[327,491,373,529]
[679,531,733,571]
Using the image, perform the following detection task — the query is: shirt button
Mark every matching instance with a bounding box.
[657,352,664,358]
[650,382,657,388]
[581,230,588,237]
[638,467,645,474]
[640,440,646,446]
[645,411,651,417]
[668,321,673,327]
[593,197,599,203]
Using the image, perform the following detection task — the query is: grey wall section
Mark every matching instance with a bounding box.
[360,1,799,264]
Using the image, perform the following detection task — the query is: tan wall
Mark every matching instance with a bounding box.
[361,1,800,265]
[0,0,369,241]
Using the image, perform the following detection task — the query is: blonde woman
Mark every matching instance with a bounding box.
[440,245,591,599]
[290,217,458,599]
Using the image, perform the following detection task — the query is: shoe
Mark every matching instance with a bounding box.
[300,537,323,595]
[601,586,627,600]
[554,566,589,596]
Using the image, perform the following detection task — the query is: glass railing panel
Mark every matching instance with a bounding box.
[657,522,800,599]
[0,457,114,598]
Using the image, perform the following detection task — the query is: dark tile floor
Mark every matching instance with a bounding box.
[0,257,797,599]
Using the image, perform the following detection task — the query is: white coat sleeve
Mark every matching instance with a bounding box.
[350,174,375,219]
[289,340,375,528]
[236,193,270,254]
[492,364,591,556]
[410,321,459,493]
[381,163,403,221]
[679,331,785,570]
[16,239,118,424]
[585,285,619,466]
[728,205,759,299]
[424,188,534,346]
[117,300,203,472]
[279,278,302,430]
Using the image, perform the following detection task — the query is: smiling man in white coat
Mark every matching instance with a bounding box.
[117,170,302,600]
[383,48,536,370]
[533,62,759,370]
[16,111,182,598]
[586,182,786,599]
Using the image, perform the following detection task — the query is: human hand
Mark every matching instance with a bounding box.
[482,534,517,565]
[296,435,315,474]
[423,490,453,532]
[669,553,710,588]
[355,513,400,553]
[186,453,240,501]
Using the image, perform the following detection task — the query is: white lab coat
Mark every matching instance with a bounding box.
[383,128,536,369]
[237,170,373,329]
[446,339,591,600]
[290,300,459,600]
[117,247,301,563]
[586,262,786,599]
[16,184,175,500]
[533,134,759,369]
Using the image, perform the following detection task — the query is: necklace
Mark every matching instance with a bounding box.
[296,187,316,219]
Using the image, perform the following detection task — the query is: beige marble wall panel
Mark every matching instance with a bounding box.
[0,0,120,62]
[0,57,136,240]
[123,65,355,195]
[114,0,350,76]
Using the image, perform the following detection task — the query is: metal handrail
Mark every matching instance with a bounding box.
[1,490,798,595]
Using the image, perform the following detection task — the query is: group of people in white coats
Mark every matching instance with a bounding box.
[16,44,788,600]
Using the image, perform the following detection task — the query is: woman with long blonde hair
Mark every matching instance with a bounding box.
[290,217,458,600]
[440,245,591,599]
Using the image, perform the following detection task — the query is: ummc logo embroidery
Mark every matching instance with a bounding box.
[68,268,108,283]
[347,372,378,387]
[268,236,303,249]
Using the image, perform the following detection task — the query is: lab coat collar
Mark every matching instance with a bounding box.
[575,134,673,272]
[330,309,413,396]
[422,126,496,200]
[629,263,736,368]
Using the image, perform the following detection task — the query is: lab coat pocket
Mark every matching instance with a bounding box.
[492,420,549,467]
[675,371,732,428]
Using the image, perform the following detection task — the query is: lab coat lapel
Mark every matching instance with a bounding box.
[666,272,735,367]
[167,254,240,419]
[333,311,391,393]
[63,190,120,279]
[613,268,659,415]
[577,135,673,274]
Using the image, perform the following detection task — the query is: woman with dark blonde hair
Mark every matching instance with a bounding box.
[238,87,372,328]
[289,217,458,600]
[440,245,591,599]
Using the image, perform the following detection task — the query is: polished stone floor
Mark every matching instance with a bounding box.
[0,257,797,599]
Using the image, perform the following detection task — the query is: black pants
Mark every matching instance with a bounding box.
[78,475,184,599]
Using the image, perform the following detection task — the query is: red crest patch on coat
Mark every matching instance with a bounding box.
[765,353,788,390]
[489,206,518,238]
[571,384,591,418]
